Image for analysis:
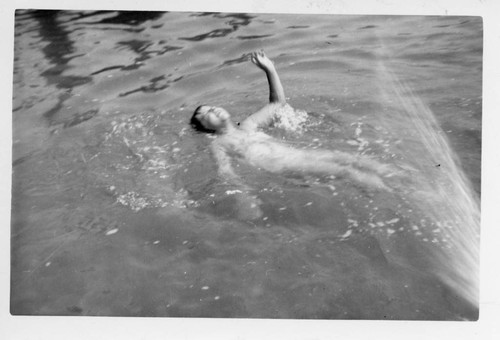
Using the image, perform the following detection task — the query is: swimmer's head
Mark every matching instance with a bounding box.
[191,105,231,133]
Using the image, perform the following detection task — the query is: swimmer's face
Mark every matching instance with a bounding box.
[195,106,230,131]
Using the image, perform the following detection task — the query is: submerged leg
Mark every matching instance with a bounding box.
[274,148,392,190]
[327,151,396,177]
[308,159,390,191]
[292,148,396,178]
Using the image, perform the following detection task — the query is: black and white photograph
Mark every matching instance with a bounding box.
[3,0,500,339]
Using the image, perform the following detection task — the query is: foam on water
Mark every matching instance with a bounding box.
[102,113,201,212]
[272,103,308,132]
[377,61,480,306]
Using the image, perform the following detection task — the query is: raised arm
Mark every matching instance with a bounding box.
[240,50,287,131]
[251,50,286,104]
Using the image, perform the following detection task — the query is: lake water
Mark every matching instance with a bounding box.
[11,10,482,320]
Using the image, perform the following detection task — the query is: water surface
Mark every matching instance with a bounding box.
[11,10,481,319]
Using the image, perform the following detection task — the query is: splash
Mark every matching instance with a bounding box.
[102,113,201,213]
[272,103,308,132]
[116,189,199,212]
[377,62,480,307]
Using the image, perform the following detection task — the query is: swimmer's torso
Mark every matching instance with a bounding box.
[212,126,394,190]
[215,129,296,172]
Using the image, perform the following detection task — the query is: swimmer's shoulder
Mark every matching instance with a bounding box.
[240,102,287,131]
[252,131,272,140]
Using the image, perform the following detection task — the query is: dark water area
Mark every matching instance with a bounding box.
[11,10,481,319]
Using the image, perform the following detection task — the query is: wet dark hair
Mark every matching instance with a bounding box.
[190,105,216,133]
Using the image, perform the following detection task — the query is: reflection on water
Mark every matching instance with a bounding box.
[180,13,255,41]
[32,10,92,89]
[236,34,274,40]
[93,11,164,26]
[29,10,92,126]
[11,10,481,320]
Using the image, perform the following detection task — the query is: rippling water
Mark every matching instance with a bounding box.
[11,10,482,319]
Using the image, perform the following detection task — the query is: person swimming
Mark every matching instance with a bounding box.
[190,50,395,219]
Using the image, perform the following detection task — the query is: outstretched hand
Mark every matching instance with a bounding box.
[251,50,274,70]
